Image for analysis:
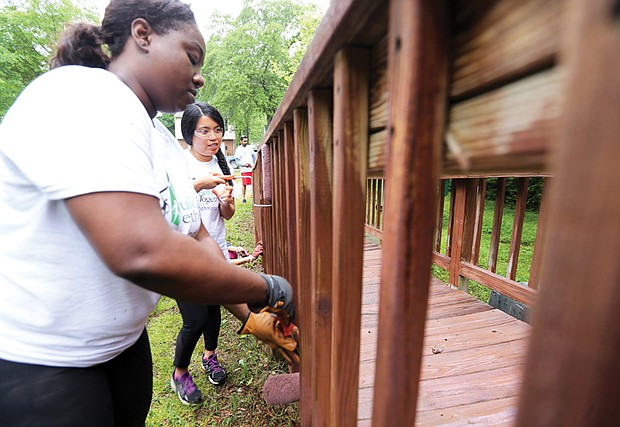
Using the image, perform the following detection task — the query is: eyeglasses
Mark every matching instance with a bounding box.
[194,127,223,138]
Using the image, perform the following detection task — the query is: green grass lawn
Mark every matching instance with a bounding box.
[146,200,299,426]
[432,197,539,303]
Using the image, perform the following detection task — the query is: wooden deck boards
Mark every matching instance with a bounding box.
[358,241,531,425]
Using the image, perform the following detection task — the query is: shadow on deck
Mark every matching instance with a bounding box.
[358,240,531,426]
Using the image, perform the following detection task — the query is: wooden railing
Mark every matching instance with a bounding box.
[250,0,620,425]
[365,175,546,308]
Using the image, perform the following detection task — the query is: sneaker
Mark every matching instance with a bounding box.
[170,371,203,405]
[202,353,227,385]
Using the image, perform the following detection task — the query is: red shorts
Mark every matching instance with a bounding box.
[241,171,252,186]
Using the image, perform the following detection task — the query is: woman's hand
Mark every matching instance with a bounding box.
[193,172,233,191]
[212,183,234,206]
[212,183,235,219]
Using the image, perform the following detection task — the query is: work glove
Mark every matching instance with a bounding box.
[238,308,300,366]
[250,273,295,322]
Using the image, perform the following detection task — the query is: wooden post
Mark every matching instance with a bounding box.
[446,183,455,256]
[252,154,264,258]
[308,89,334,426]
[506,177,529,280]
[472,179,487,265]
[448,178,478,291]
[434,180,446,252]
[276,130,288,276]
[375,178,383,230]
[516,0,620,424]
[283,122,298,295]
[271,136,281,275]
[330,47,369,426]
[528,178,548,290]
[261,142,274,273]
[293,108,313,426]
[488,177,506,273]
[371,1,449,426]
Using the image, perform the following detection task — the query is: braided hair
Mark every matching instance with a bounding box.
[50,0,196,69]
[181,102,233,184]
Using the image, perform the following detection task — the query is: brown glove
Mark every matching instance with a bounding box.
[238,308,300,365]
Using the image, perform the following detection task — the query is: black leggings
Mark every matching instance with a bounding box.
[173,302,221,368]
[0,328,152,427]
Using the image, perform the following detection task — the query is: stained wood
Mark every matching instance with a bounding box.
[372,2,449,423]
[506,177,529,280]
[272,134,283,274]
[331,47,370,426]
[460,262,537,307]
[434,180,446,252]
[308,89,334,425]
[369,36,388,132]
[445,69,563,175]
[448,179,478,290]
[260,0,387,147]
[451,0,563,99]
[516,0,620,425]
[472,179,487,264]
[292,108,312,426]
[367,130,388,175]
[358,241,531,426]
[528,178,548,290]
[488,177,506,272]
[283,122,298,292]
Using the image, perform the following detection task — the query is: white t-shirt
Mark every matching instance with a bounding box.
[185,151,230,260]
[0,66,201,367]
[235,144,255,172]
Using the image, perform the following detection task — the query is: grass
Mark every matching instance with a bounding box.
[432,197,539,303]
[145,199,300,426]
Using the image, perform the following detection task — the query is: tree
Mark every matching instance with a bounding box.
[198,0,323,144]
[158,113,177,136]
[0,0,98,120]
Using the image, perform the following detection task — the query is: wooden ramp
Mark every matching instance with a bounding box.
[358,241,531,426]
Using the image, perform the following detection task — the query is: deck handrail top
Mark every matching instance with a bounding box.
[258,0,386,151]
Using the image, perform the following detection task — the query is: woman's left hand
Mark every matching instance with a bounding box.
[213,183,234,206]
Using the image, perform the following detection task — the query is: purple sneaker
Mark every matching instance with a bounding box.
[170,371,203,405]
[202,353,227,385]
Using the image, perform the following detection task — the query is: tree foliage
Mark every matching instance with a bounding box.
[198,0,323,144]
[0,0,97,120]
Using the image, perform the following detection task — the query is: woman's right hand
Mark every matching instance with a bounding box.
[193,172,233,191]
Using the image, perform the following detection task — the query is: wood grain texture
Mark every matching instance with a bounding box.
[308,89,334,426]
[516,0,620,425]
[506,178,529,280]
[331,47,370,426]
[292,108,312,426]
[283,122,297,289]
[359,241,531,426]
[371,1,449,426]
[451,0,563,99]
[445,68,564,175]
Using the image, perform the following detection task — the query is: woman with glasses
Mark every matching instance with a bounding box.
[0,1,294,425]
[169,103,235,404]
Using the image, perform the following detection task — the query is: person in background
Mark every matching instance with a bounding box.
[170,102,235,404]
[0,1,294,425]
[234,134,255,203]
[228,241,263,266]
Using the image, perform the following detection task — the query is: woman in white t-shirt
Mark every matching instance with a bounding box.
[0,1,294,425]
[171,103,235,402]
